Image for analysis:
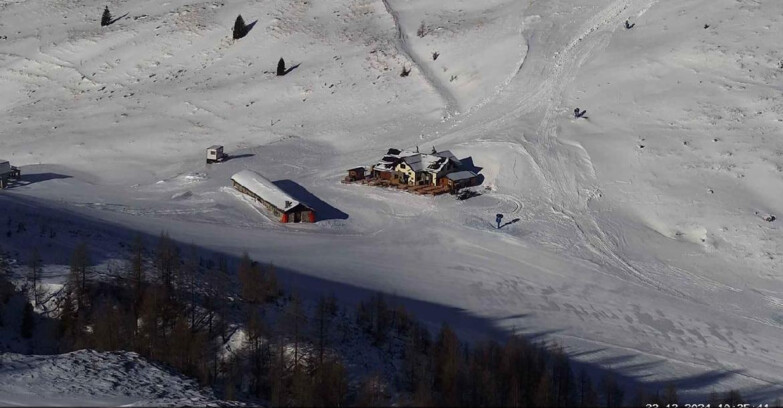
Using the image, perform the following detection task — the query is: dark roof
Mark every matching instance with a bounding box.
[446,171,478,181]
[387,148,401,155]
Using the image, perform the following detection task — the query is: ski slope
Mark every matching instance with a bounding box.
[1,0,783,402]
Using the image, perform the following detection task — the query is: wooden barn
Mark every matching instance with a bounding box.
[440,170,480,192]
[344,166,366,182]
[231,170,316,223]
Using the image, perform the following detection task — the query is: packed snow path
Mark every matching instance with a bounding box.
[1,0,783,401]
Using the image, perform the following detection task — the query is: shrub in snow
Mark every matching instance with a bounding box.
[101,6,111,27]
[417,21,428,38]
[233,15,247,39]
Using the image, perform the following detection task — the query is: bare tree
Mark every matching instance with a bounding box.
[284,294,307,372]
[155,232,179,294]
[417,20,428,37]
[27,248,42,307]
[69,242,91,307]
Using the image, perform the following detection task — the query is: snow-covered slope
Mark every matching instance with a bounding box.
[2,0,783,402]
[0,350,223,406]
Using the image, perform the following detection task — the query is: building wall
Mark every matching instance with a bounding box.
[233,180,289,221]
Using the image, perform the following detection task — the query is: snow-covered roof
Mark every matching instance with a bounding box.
[374,148,461,173]
[446,170,477,181]
[402,151,461,173]
[231,170,300,211]
[207,145,223,150]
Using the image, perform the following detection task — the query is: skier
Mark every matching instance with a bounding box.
[624,20,635,29]
[496,213,504,229]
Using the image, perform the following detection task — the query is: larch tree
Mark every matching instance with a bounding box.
[277,58,286,76]
[69,242,91,306]
[27,248,42,307]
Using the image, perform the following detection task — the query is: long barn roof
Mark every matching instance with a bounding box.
[231,170,300,211]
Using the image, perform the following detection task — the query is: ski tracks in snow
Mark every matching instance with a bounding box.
[532,0,670,293]
[380,0,461,118]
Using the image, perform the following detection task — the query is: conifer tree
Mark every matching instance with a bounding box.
[233,15,246,39]
[101,6,112,27]
[277,58,286,76]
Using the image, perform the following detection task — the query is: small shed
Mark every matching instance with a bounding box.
[231,170,315,223]
[440,170,479,192]
[206,145,227,164]
[345,167,366,182]
[0,160,20,189]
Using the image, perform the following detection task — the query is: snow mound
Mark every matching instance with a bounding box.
[0,350,227,407]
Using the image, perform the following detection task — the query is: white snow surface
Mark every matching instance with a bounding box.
[0,350,223,406]
[1,0,783,402]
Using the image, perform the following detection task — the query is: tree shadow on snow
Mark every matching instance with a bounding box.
[283,63,301,76]
[108,13,129,26]
[244,20,258,36]
[1,194,782,404]
[272,179,348,221]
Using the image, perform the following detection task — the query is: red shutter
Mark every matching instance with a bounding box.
[281,213,289,223]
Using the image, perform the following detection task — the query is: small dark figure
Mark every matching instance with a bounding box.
[431,146,437,154]
[277,58,286,76]
[432,51,440,60]
[400,66,411,77]
[704,24,710,29]
[233,15,247,39]
[101,6,112,27]
[496,213,503,229]
[574,108,586,118]
[624,20,635,29]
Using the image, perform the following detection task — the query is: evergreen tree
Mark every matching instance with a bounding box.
[277,58,286,76]
[233,15,246,39]
[101,6,112,27]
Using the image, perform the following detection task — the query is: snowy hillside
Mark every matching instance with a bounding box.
[2,0,783,402]
[0,350,224,406]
